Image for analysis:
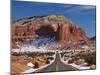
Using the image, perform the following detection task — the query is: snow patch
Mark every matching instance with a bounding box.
[22,68,37,73]
[69,63,90,70]
[27,62,34,68]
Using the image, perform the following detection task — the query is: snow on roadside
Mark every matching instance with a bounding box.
[69,63,90,70]
[22,68,37,73]
[59,55,90,70]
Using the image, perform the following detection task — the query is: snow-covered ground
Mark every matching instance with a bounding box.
[12,46,56,53]
[22,68,37,74]
[12,37,62,53]
[69,63,90,70]
[12,37,64,52]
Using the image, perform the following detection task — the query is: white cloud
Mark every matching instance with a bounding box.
[63,5,95,13]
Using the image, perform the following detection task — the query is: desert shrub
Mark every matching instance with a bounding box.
[60,52,66,57]
[47,57,54,60]
[46,52,55,56]
[46,59,50,64]
[27,52,42,57]
[27,52,33,57]
[76,53,96,65]
[68,58,75,63]
[34,61,39,68]
[12,52,24,56]
[84,55,96,65]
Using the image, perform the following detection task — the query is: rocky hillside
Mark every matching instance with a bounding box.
[90,36,96,46]
[11,15,92,49]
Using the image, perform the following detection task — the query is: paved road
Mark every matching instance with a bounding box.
[34,52,79,73]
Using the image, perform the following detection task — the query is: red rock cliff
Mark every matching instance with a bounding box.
[12,15,92,48]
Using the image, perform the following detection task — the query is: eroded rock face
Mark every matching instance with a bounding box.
[12,15,92,49]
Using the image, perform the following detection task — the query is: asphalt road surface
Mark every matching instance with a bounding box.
[34,52,79,73]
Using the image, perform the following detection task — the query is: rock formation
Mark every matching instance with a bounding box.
[11,15,92,49]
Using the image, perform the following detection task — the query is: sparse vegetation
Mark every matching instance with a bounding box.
[12,51,55,74]
[60,52,66,57]
[78,53,96,65]
[45,52,55,56]
[68,51,96,66]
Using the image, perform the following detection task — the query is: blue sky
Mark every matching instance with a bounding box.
[11,0,96,37]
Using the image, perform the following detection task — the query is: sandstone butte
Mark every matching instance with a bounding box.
[11,15,93,49]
